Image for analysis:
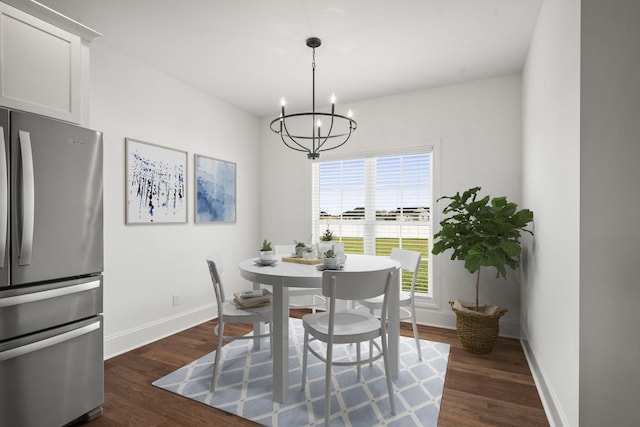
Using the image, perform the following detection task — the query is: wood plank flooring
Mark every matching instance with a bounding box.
[74,310,549,426]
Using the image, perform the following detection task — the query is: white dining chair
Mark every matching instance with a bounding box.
[206,257,272,393]
[273,244,327,313]
[356,248,423,361]
[301,267,397,426]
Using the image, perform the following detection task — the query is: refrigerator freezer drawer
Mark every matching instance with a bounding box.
[0,275,102,342]
[0,316,103,427]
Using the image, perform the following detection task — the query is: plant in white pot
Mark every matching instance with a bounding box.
[317,228,334,258]
[322,249,338,269]
[302,245,316,260]
[432,187,534,353]
[294,240,306,257]
[259,239,275,262]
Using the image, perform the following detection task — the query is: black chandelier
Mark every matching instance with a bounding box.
[270,37,357,160]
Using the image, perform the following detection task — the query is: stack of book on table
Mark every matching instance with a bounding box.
[233,288,272,308]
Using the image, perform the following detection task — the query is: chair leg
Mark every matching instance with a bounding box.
[410,304,422,361]
[252,321,261,350]
[269,321,273,357]
[380,332,396,415]
[369,307,375,367]
[324,341,333,427]
[356,341,361,380]
[211,322,225,393]
[301,330,309,389]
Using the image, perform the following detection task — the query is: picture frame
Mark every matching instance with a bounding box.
[195,154,236,223]
[125,138,187,224]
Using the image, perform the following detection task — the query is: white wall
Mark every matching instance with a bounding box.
[88,44,261,358]
[580,1,640,425]
[259,75,525,336]
[521,0,580,426]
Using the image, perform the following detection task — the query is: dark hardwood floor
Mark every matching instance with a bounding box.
[76,310,549,426]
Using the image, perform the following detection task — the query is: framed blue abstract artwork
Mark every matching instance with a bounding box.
[195,154,236,223]
[125,138,187,224]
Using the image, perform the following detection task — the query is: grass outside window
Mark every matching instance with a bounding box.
[339,237,429,293]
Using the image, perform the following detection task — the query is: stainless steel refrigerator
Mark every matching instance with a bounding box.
[0,108,104,426]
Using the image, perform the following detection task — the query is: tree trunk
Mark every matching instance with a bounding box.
[475,268,480,311]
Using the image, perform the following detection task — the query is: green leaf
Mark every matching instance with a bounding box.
[464,252,482,273]
[501,240,521,257]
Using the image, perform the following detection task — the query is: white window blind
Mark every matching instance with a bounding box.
[312,152,432,294]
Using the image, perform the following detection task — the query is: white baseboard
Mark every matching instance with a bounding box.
[520,338,567,427]
[104,303,216,360]
[104,302,520,360]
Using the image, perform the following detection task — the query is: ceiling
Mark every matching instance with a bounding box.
[37,0,543,118]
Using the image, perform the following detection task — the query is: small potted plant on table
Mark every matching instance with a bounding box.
[317,228,334,258]
[259,239,275,262]
[294,240,306,257]
[303,245,316,260]
[322,249,338,269]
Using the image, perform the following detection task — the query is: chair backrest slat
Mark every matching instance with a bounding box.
[322,268,395,301]
[390,248,421,292]
[274,244,295,255]
[324,267,395,335]
[206,257,225,310]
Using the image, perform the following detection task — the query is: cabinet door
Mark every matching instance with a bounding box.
[0,3,81,123]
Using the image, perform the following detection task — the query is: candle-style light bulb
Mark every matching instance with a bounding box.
[317,119,322,128]
[348,109,353,118]
[330,93,336,104]
[280,97,286,106]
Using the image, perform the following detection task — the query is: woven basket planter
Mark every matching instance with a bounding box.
[449,299,508,354]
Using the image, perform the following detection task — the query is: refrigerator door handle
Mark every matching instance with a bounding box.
[0,127,6,268]
[18,130,35,266]
[0,279,100,307]
[0,320,100,362]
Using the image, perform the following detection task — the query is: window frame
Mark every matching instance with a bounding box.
[310,142,441,309]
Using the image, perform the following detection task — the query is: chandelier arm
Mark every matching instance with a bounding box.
[281,116,314,153]
[317,112,337,151]
[270,116,312,153]
[320,116,355,153]
[318,126,354,153]
[279,132,311,154]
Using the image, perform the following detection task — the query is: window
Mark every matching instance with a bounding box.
[312,151,432,295]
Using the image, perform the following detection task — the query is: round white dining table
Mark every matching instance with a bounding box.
[238,254,401,403]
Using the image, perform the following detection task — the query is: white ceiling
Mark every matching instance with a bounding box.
[37,0,542,118]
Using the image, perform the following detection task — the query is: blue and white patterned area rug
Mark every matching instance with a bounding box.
[153,319,450,426]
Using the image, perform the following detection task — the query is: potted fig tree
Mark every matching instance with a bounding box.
[432,187,533,353]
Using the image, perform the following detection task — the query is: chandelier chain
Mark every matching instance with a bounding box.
[311,46,316,118]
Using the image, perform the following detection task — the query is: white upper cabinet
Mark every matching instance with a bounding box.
[0,1,100,124]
